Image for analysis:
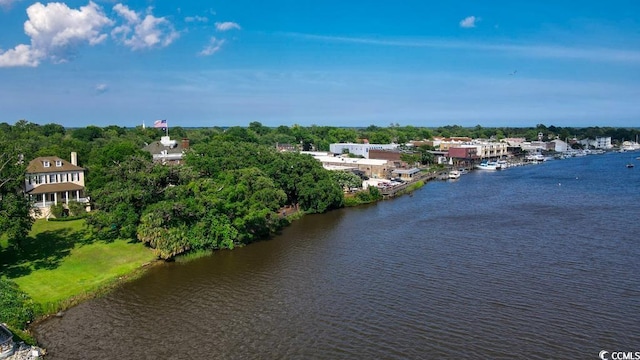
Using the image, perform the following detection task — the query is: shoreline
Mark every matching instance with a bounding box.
[24,176,430,340]
[22,157,535,346]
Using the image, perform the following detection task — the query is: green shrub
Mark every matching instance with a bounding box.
[0,278,38,329]
[50,203,65,218]
[50,202,86,218]
[68,201,86,217]
[344,187,383,207]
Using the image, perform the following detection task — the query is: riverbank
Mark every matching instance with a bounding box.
[31,151,640,359]
[0,219,157,339]
[4,176,430,345]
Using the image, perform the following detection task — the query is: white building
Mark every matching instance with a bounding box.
[550,139,570,152]
[314,156,391,178]
[25,152,88,218]
[455,142,508,159]
[595,136,613,149]
[329,143,399,159]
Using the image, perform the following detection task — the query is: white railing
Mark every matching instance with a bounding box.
[32,198,89,208]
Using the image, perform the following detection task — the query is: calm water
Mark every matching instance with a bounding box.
[35,152,640,359]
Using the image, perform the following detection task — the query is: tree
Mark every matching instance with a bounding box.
[330,171,363,191]
[71,126,104,142]
[86,155,165,240]
[0,144,34,250]
[136,168,286,259]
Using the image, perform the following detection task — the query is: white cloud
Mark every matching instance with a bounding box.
[0,0,21,8]
[113,3,138,23]
[284,32,640,63]
[95,83,108,93]
[459,16,478,28]
[0,1,113,67]
[199,37,225,56]
[111,4,179,50]
[0,44,41,67]
[215,21,240,31]
[185,15,208,23]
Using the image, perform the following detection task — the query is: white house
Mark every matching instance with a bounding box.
[25,152,88,218]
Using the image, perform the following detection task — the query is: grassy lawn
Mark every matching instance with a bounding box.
[0,219,157,311]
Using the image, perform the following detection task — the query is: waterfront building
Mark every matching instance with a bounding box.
[447,147,480,168]
[314,156,391,178]
[520,141,551,152]
[503,138,527,146]
[437,137,472,152]
[621,141,640,151]
[595,136,613,149]
[391,168,421,181]
[368,149,413,168]
[329,143,399,159]
[550,139,570,152]
[454,141,508,160]
[24,152,89,219]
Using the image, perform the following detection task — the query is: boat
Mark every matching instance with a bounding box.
[458,168,469,175]
[626,163,634,168]
[526,153,546,162]
[475,161,499,170]
[448,170,461,179]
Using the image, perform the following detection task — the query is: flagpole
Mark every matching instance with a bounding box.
[165,120,168,137]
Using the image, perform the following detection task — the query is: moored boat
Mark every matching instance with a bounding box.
[475,161,499,170]
[449,170,461,179]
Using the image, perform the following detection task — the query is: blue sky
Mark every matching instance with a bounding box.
[1,0,639,128]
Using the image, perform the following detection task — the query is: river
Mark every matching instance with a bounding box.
[34,152,640,359]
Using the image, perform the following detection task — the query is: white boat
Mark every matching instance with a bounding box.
[475,161,499,170]
[526,154,546,162]
[448,170,461,179]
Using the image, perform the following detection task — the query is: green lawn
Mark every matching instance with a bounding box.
[0,219,157,310]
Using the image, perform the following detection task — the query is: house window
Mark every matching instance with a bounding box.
[43,161,50,168]
[49,174,56,183]
[61,173,67,182]
[39,175,45,184]
[55,160,62,167]
[71,173,78,181]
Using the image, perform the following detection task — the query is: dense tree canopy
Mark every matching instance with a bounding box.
[2,119,639,259]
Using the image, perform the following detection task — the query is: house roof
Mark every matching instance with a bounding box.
[26,183,84,195]
[143,140,186,155]
[27,156,84,174]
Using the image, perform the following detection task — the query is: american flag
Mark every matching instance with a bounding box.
[154,119,167,128]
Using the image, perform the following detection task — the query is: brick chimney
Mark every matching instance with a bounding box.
[181,138,189,149]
